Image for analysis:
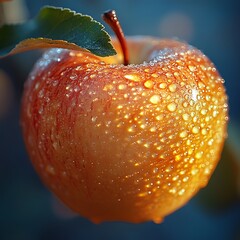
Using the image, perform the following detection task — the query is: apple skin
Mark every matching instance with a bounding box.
[21,36,228,223]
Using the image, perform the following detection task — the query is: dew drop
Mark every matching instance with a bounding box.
[195,151,203,159]
[188,65,196,72]
[182,113,189,121]
[143,143,150,148]
[192,126,200,134]
[167,103,177,112]
[74,86,80,92]
[38,89,44,98]
[151,73,159,78]
[140,124,147,129]
[175,155,181,161]
[46,165,55,175]
[159,83,167,89]
[188,148,194,155]
[169,187,177,194]
[204,167,210,175]
[193,116,198,123]
[52,142,58,150]
[144,80,154,89]
[205,116,210,122]
[90,74,96,79]
[150,95,161,104]
[183,176,189,182]
[201,109,207,115]
[91,116,97,122]
[198,81,205,89]
[103,84,114,91]
[178,188,185,196]
[38,106,43,114]
[34,82,40,90]
[191,89,198,101]
[168,84,177,92]
[156,145,162,150]
[201,128,207,135]
[206,95,211,101]
[181,101,187,108]
[180,170,186,175]
[191,168,199,175]
[70,74,77,80]
[150,126,157,132]
[128,125,136,132]
[208,139,214,146]
[166,72,172,78]
[165,166,173,173]
[179,130,188,138]
[124,74,140,82]
[213,110,218,117]
[52,80,59,87]
[118,84,127,90]
[156,114,164,121]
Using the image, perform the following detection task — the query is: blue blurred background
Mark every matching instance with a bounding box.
[0,0,239,240]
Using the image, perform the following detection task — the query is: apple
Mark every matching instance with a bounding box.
[20,11,228,223]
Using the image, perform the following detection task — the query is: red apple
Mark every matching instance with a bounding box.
[21,36,228,223]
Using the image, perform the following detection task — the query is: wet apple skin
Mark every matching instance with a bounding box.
[21,37,228,223]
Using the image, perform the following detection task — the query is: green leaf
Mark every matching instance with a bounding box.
[0,6,116,57]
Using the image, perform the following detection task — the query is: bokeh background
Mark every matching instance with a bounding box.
[0,0,239,240]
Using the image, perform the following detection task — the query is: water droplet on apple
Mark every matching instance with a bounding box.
[159,83,167,89]
[150,126,157,132]
[118,84,127,90]
[165,166,173,173]
[183,176,189,182]
[201,128,207,135]
[195,151,203,159]
[128,125,136,132]
[144,80,154,89]
[52,80,59,87]
[91,116,97,122]
[46,165,55,175]
[181,113,188,121]
[200,109,207,115]
[124,74,140,82]
[213,110,218,117]
[156,114,164,121]
[191,168,199,175]
[34,82,40,90]
[179,130,188,138]
[90,74,96,79]
[178,188,185,196]
[38,89,44,98]
[169,187,177,194]
[208,139,214,146]
[188,65,196,72]
[38,106,43,114]
[197,81,205,89]
[204,167,211,175]
[103,84,114,91]
[52,142,58,150]
[151,73,159,78]
[191,126,199,134]
[70,74,77,80]
[167,102,177,112]
[150,95,161,104]
[166,72,172,78]
[168,84,177,92]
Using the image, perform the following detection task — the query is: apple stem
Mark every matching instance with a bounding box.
[102,10,129,65]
